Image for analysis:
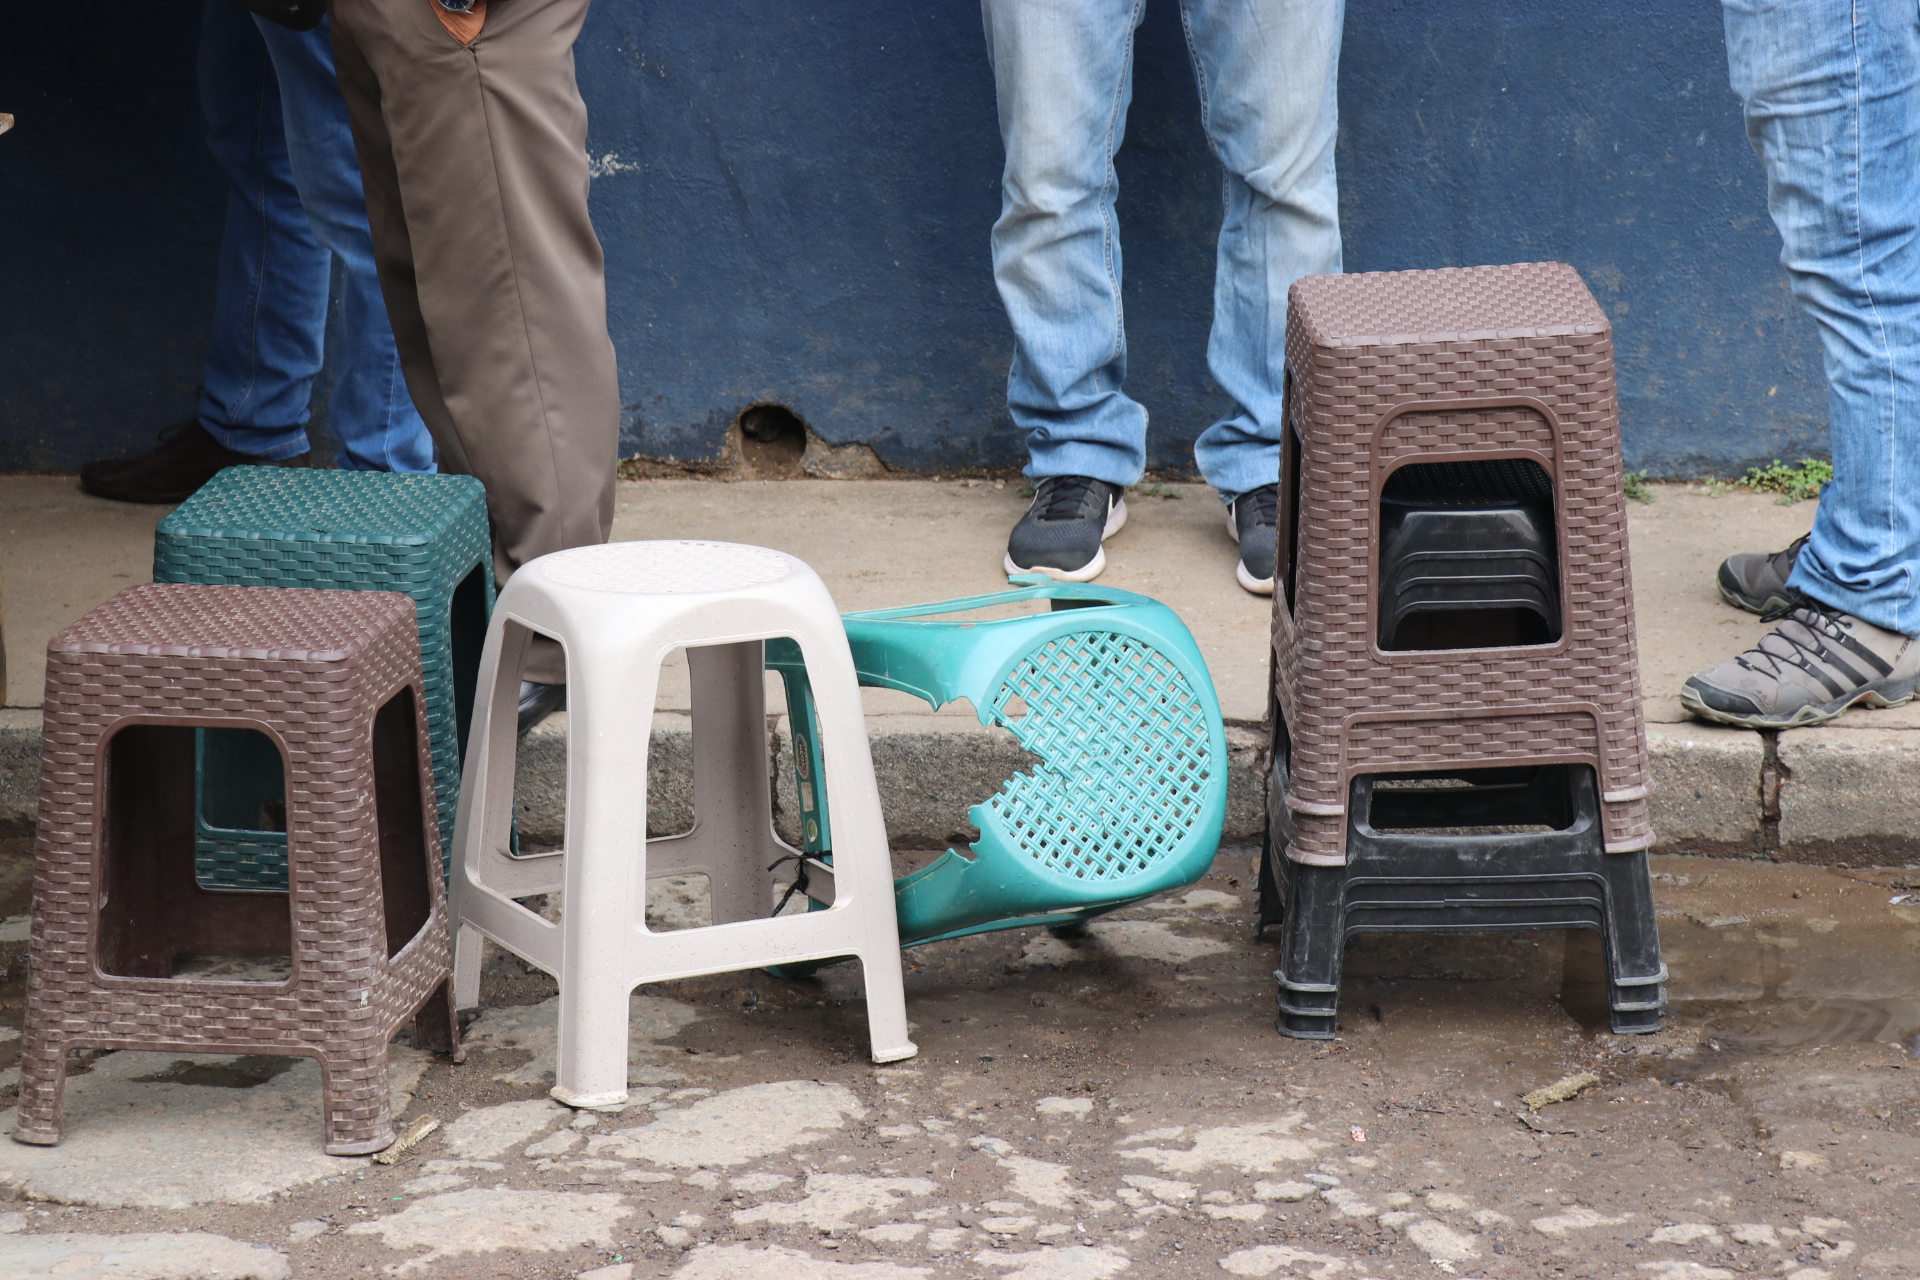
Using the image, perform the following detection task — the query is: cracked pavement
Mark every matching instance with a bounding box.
[0,838,1916,1279]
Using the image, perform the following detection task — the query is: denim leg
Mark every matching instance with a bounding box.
[1183,0,1343,501]
[255,16,435,473]
[983,0,1149,487]
[1725,0,1920,635]
[196,0,328,460]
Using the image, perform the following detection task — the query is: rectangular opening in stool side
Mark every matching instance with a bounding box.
[194,727,289,892]
[1376,457,1561,652]
[101,723,295,982]
[1358,763,1583,836]
[449,565,489,764]
[372,687,436,959]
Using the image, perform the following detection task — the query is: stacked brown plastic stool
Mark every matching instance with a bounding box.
[1256,261,1664,1038]
[16,583,460,1155]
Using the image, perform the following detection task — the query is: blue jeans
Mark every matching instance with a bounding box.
[1725,0,1920,635]
[982,0,1343,500]
[197,1,432,472]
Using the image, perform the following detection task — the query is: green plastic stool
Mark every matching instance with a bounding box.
[769,577,1227,947]
[153,466,493,889]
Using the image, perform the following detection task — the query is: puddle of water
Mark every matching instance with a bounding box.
[1701,998,1920,1059]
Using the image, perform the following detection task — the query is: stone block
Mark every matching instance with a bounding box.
[1644,721,1764,853]
[1776,726,1920,864]
[515,712,694,848]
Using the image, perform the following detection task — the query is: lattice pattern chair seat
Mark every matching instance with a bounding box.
[771,578,1227,946]
[154,466,492,889]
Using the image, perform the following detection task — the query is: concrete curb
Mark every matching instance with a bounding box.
[3,707,1915,862]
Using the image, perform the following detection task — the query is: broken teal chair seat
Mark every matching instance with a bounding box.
[153,466,493,889]
[768,577,1227,948]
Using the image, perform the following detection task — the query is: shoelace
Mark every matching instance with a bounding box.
[1754,535,1812,621]
[1237,484,1279,529]
[1032,475,1107,522]
[1735,594,1894,695]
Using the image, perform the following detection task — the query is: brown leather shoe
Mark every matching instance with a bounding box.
[78,422,311,504]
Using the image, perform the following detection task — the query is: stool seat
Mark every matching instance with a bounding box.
[450,541,915,1110]
[17,583,460,1155]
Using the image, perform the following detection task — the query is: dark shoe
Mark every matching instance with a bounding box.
[1003,475,1127,581]
[1227,483,1279,596]
[1681,592,1920,729]
[1717,534,1807,617]
[518,681,566,737]
[78,421,311,504]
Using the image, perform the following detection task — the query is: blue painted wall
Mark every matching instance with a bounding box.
[0,0,1825,477]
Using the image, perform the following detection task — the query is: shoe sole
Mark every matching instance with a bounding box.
[1226,508,1276,595]
[1680,674,1920,730]
[1004,497,1128,582]
[78,456,312,506]
[1717,580,1795,618]
[78,479,200,505]
[1235,561,1275,596]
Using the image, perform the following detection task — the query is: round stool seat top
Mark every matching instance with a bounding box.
[540,540,792,595]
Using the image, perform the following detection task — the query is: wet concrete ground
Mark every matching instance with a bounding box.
[0,836,1915,1280]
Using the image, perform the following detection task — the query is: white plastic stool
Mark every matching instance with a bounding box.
[449,540,918,1108]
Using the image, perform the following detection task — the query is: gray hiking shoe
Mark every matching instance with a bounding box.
[1004,475,1127,581]
[1681,593,1920,729]
[1227,483,1279,596]
[1718,534,1807,617]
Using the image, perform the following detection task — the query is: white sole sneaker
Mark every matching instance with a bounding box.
[1235,559,1275,596]
[1004,497,1128,582]
[1226,505,1275,595]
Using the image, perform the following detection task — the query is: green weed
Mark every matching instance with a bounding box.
[1623,471,1654,504]
[1742,457,1833,505]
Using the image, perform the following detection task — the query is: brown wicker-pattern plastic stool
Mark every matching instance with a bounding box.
[1259,262,1663,1038]
[16,583,460,1155]
[1270,262,1651,863]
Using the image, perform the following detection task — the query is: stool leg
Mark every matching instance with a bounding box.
[1601,849,1666,1034]
[550,803,636,1106]
[549,639,651,1109]
[856,951,918,1063]
[11,1033,70,1146]
[452,922,487,1011]
[318,1046,398,1156]
[789,619,916,1064]
[414,979,465,1063]
[685,641,777,925]
[1274,858,1346,1040]
[451,619,532,1010]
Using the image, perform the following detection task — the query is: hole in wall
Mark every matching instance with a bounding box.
[736,403,808,478]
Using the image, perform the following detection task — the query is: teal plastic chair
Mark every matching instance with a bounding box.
[153,467,493,889]
[768,577,1227,947]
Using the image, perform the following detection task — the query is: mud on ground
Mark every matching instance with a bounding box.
[0,841,1915,1279]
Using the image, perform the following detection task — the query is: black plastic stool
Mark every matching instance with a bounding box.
[1377,458,1560,651]
[1257,757,1666,1039]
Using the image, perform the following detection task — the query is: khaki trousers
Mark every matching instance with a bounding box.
[330,0,618,684]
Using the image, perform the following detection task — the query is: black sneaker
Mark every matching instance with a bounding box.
[1227,483,1279,596]
[79,421,310,504]
[1004,475,1127,581]
[518,681,567,737]
[1718,534,1807,617]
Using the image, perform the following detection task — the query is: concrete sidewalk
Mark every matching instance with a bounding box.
[3,475,1917,861]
